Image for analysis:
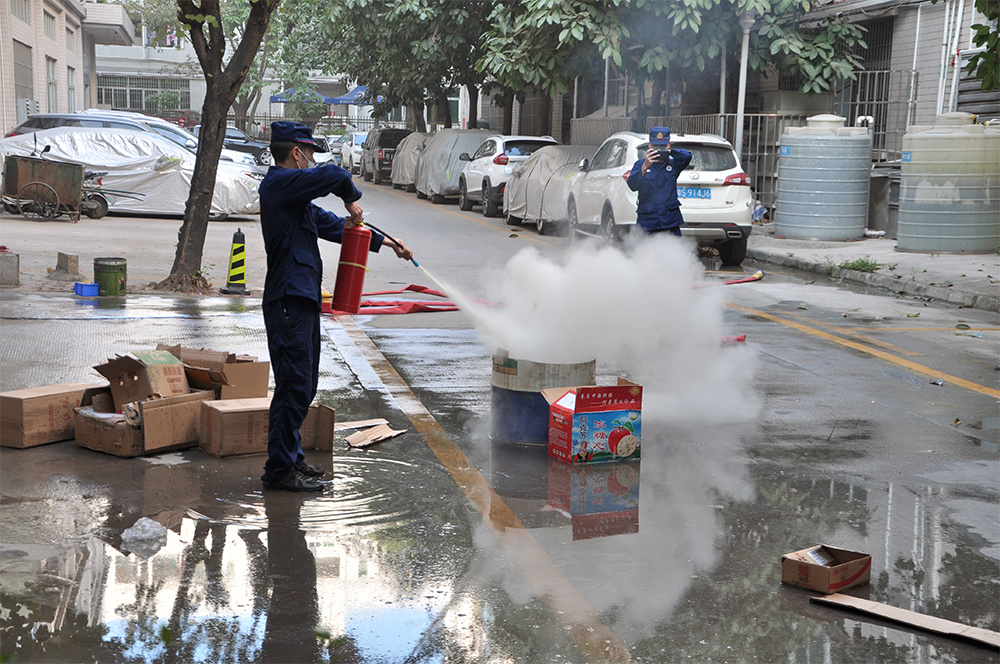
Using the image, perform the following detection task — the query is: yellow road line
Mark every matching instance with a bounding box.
[728,304,1000,399]
[781,311,925,357]
[845,327,1000,332]
[336,315,633,664]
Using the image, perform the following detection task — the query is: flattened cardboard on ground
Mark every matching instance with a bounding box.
[543,377,642,464]
[781,544,872,593]
[0,382,94,448]
[74,386,213,457]
[336,418,389,431]
[158,343,269,400]
[346,423,406,448]
[810,593,1000,649]
[199,397,336,457]
[94,350,190,410]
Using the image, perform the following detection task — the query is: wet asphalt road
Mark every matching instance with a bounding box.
[1,181,998,663]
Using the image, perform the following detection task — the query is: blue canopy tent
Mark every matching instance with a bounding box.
[328,85,385,105]
[269,88,337,104]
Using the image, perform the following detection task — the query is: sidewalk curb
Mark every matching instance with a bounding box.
[746,247,1000,314]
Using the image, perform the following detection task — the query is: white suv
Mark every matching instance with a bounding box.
[566,131,754,265]
[458,135,557,217]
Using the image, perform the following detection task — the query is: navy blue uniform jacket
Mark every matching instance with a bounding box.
[626,149,693,232]
[259,164,384,306]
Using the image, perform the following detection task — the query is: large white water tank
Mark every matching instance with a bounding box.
[897,112,1000,253]
[775,114,872,240]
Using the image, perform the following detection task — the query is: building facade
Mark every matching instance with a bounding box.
[1,0,134,134]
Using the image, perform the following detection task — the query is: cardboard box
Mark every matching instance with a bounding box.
[93,351,190,410]
[547,458,640,540]
[781,545,872,593]
[199,397,335,457]
[159,344,270,400]
[0,382,94,448]
[74,386,213,457]
[544,378,642,464]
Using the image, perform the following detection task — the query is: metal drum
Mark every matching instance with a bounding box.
[775,114,872,240]
[490,352,596,446]
[94,257,127,296]
[897,112,1000,253]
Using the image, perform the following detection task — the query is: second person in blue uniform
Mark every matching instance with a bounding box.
[259,121,412,492]
[626,126,693,236]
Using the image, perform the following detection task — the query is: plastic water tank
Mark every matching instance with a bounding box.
[897,112,1000,253]
[775,114,872,240]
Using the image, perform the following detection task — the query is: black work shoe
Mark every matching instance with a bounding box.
[294,461,325,478]
[262,469,323,492]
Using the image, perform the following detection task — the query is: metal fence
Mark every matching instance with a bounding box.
[833,70,916,162]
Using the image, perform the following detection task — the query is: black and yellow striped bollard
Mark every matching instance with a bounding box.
[220,227,249,295]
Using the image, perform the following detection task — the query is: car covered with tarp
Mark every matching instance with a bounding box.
[503,144,599,235]
[414,128,492,203]
[0,127,262,217]
[390,132,428,192]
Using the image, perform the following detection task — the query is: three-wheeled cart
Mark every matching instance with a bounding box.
[1,154,95,221]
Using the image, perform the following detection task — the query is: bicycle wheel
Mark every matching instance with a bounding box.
[17,182,60,220]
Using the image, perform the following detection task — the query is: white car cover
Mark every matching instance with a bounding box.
[390,132,428,188]
[504,145,598,223]
[415,128,492,197]
[0,127,261,216]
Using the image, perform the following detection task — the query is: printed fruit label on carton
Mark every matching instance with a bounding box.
[571,410,641,462]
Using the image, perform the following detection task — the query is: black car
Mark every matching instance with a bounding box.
[193,125,271,165]
[360,128,412,185]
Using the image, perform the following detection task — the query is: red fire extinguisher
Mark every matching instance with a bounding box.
[331,224,372,314]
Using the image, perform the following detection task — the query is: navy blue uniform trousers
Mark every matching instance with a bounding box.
[263,295,320,479]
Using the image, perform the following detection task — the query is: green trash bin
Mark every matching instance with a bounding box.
[94,257,127,296]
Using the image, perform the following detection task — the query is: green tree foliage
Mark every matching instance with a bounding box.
[479,0,867,105]
[285,0,492,129]
[965,0,999,91]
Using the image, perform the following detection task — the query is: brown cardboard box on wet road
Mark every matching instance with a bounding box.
[781,544,872,594]
[200,397,336,457]
[0,382,95,448]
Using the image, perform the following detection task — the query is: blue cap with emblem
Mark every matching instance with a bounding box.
[270,121,327,152]
[649,126,671,147]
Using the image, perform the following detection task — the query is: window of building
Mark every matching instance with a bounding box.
[13,41,34,103]
[66,28,75,52]
[12,0,30,24]
[96,75,191,111]
[44,12,56,39]
[67,67,76,112]
[46,57,58,112]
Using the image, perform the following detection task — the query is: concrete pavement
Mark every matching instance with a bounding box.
[1,211,998,313]
[747,222,1000,313]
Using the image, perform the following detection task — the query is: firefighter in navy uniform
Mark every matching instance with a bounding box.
[259,121,412,492]
[626,126,694,236]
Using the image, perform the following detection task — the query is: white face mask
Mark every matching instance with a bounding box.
[296,148,316,169]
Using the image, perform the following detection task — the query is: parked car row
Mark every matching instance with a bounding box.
[366,126,753,264]
[6,111,261,166]
[0,127,262,218]
[497,132,754,264]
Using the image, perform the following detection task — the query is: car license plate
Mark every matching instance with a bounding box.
[678,186,711,199]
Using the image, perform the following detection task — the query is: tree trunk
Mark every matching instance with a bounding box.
[159,0,280,292]
[538,93,551,136]
[441,93,452,129]
[466,84,479,129]
[408,104,426,132]
[164,92,227,291]
[502,94,514,134]
[650,73,666,117]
